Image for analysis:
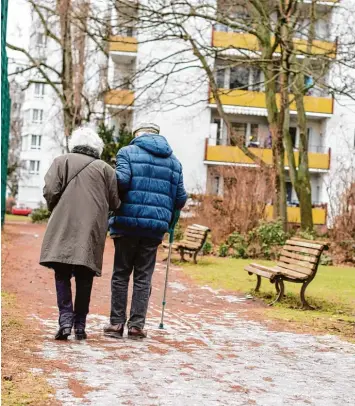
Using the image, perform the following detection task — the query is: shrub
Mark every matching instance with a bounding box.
[173,221,184,241]
[193,166,274,243]
[320,253,333,266]
[250,219,289,259]
[226,232,248,258]
[218,243,228,257]
[6,197,16,214]
[297,228,317,241]
[202,241,213,256]
[31,207,51,223]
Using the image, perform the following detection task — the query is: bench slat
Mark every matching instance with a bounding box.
[286,239,324,250]
[249,263,279,274]
[283,244,320,256]
[275,262,313,276]
[278,256,316,270]
[191,224,210,231]
[245,266,276,280]
[185,232,205,240]
[273,266,309,280]
[280,249,318,264]
[291,237,328,248]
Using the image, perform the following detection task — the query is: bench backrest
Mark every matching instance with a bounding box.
[184,224,210,249]
[276,238,326,280]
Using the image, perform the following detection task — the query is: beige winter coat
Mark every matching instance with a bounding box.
[40,151,120,276]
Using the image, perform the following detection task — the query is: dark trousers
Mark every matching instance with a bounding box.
[110,236,160,329]
[54,265,94,330]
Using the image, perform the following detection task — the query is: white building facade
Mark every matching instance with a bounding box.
[11,0,355,227]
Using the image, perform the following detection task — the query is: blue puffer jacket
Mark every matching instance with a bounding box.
[109,134,188,240]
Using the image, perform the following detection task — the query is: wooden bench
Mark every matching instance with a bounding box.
[245,238,327,309]
[163,224,210,264]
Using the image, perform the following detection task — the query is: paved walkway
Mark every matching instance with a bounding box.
[3,223,355,405]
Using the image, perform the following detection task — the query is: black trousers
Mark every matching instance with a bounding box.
[110,236,160,329]
[54,265,94,330]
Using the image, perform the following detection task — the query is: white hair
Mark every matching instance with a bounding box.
[69,127,104,156]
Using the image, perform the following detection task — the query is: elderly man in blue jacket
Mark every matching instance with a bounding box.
[104,122,187,339]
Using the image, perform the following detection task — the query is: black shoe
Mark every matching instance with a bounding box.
[103,324,124,339]
[75,329,87,340]
[128,327,147,340]
[55,327,71,340]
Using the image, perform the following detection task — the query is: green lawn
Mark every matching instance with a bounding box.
[5,214,31,223]
[178,256,355,340]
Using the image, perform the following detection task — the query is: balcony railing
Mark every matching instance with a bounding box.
[212,30,336,59]
[104,89,134,106]
[109,35,137,53]
[265,205,327,225]
[209,89,333,115]
[205,140,330,170]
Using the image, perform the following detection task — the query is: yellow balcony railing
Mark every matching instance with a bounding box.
[265,205,327,225]
[206,145,330,170]
[212,31,336,58]
[104,89,134,106]
[210,89,333,115]
[109,35,137,53]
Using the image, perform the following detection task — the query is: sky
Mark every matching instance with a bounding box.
[7,0,31,61]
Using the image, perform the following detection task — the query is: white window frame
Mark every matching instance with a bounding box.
[36,33,47,48]
[31,134,42,150]
[34,83,45,98]
[29,160,40,175]
[32,109,43,123]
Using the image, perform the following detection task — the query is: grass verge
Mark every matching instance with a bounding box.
[5,214,31,223]
[1,292,56,406]
[177,256,355,341]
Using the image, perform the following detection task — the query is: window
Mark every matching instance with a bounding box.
[289,127,297,148]
[31,135,42,150]
[214,119,222,145]
[32,109,43,123]
[286,182,293,204]
[34,83,45,97]
[29,160,40,174]
[230,123,247,146]
[36,33,46,47]
[230,67,250,90]
[213,176,220,195]
[251,69,262,91]
[214,23,228,32]
[249,124,259,145]
[216,69,226,88]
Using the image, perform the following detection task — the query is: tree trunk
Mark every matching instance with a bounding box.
[294,77,314,230]
[264,62,287,229]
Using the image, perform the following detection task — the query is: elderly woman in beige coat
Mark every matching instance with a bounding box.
[40,127,120,341]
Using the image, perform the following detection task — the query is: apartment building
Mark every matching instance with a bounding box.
[105,0,355,227]
[11,0,355,227]
[14,22,65,208]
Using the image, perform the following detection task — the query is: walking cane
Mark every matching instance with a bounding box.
[159,210,180,329]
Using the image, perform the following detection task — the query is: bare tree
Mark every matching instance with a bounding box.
[7,0,109,151]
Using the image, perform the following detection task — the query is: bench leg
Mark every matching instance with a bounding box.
[193,251,198,264]
[179,248,187,262]
[300,280,314,310]
[269,279,284,306]
[255,275,261,292]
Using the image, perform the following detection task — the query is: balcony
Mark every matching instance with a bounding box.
[104,89,134,107]
[209,89,333,116]
[212,31,336,59]
[108,35,137,53]
[205,144,330,171]
[265,205,327,225]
